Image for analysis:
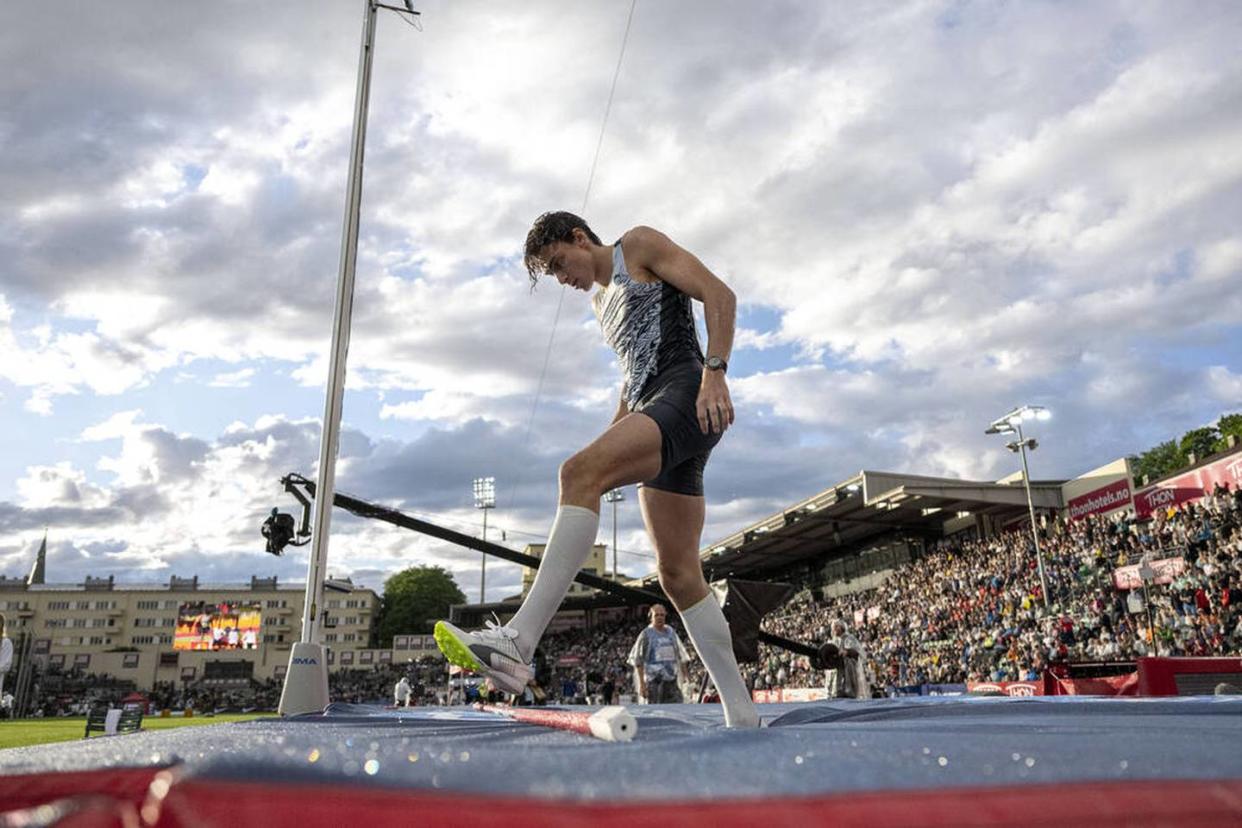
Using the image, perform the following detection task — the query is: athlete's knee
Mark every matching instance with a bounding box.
[559,452,603,500]
[657,559,705,606]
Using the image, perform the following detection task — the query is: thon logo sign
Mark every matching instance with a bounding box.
[292,656,320,666]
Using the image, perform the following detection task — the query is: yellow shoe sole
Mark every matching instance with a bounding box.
[434,621,485,674]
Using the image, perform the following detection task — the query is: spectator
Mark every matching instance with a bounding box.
[0,613,12,714]
[825,618,868,699]
[394,675,412,707]
[628,604,691,704]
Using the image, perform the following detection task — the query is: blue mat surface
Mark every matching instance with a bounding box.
[2,697,1240,801]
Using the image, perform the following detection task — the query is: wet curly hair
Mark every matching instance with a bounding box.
[523,211,602,288]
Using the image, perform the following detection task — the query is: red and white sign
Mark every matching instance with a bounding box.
[751,687,829,703]
[1133,449,1242,519]
[1067,478,1133,521]
[965,681,1043,696]
[1112,556,1186,590]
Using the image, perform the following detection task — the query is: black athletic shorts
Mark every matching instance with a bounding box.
[633,359,721,497]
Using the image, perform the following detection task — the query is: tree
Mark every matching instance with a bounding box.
[1215,412,1242,452]
[375,565,465,648]
[1179,426,1219,463]
[1134,440,1184,484]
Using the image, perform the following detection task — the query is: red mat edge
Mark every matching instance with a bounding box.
[4,768,1242,827]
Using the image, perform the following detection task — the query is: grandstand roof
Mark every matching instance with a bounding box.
[661,469,1067,585]
[459,469,1067,618]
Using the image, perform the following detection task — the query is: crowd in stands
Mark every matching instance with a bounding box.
[331,658,445,705]
[753,482,1242,692]
[17,669,139,717]
[17,657,450,716]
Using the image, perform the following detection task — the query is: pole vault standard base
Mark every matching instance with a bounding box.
[279,642,330,716]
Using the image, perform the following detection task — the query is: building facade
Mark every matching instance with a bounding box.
[0,574,440,691]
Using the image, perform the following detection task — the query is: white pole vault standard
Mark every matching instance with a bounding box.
[279,0,380,717]
[474,704,637,743]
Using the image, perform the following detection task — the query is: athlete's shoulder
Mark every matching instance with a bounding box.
[619,225,671,254]
[619,226,679,283]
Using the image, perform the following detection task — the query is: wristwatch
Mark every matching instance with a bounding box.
[704,356,728,373]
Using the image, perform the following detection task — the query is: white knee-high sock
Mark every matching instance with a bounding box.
[680,592,760,728]
[507,505,599,660]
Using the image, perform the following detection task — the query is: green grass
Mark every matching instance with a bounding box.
[0,713,277,751]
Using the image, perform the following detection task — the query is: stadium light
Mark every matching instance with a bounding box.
[474,477,495,603]
[986,405,1051,610]
[279,0,421,718]
[986,404,1050,435]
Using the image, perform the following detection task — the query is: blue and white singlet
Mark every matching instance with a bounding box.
[592,240,704,409]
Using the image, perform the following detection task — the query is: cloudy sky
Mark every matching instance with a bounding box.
[1,1,1239,601]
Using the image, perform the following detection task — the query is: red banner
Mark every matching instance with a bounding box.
[1112,556,1185,590]
[1067,478,1133,521]
[1050,673,1138,696]
[1133,450,1242,518]
[1136,656,1242,696]
[965,681,1043,696]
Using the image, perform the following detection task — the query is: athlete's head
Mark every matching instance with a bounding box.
[524,211,602,292]
[649,604,668,630]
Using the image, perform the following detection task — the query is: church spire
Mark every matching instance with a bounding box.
[27,529,46,585]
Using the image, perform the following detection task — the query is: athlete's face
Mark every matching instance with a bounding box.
[650,606,667,630]
[538,237,595,292]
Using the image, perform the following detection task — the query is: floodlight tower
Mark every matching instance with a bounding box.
[986,404,1053,611]
[474,477,496,603]
[605,488,625,581]
[279,0,421,717]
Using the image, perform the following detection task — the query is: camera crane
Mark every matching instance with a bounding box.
[266,472,841,671]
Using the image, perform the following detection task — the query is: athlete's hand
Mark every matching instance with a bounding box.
[697,370,734,434]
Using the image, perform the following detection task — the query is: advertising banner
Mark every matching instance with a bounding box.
[1067,478,1133,521]
[1133,450,1242,519]
[751,687,829,703]
[887,683,966,697]
[1050,672,1138,696]
[782,687,828,702]
[1112,557,1186,590]
[965,680,1043,696]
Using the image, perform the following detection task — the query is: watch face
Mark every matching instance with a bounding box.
[706,356,726,371]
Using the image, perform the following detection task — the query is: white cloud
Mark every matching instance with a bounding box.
[0,1,1240,588]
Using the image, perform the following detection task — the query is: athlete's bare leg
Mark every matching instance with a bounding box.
[559,413,663,510]
[638,487,709,609]
[435,412,664,691]
[640,485,759,727]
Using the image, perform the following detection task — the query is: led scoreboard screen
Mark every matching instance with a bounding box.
[174,600,262,651]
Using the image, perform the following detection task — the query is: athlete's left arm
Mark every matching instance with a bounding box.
[624,226,737,434]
